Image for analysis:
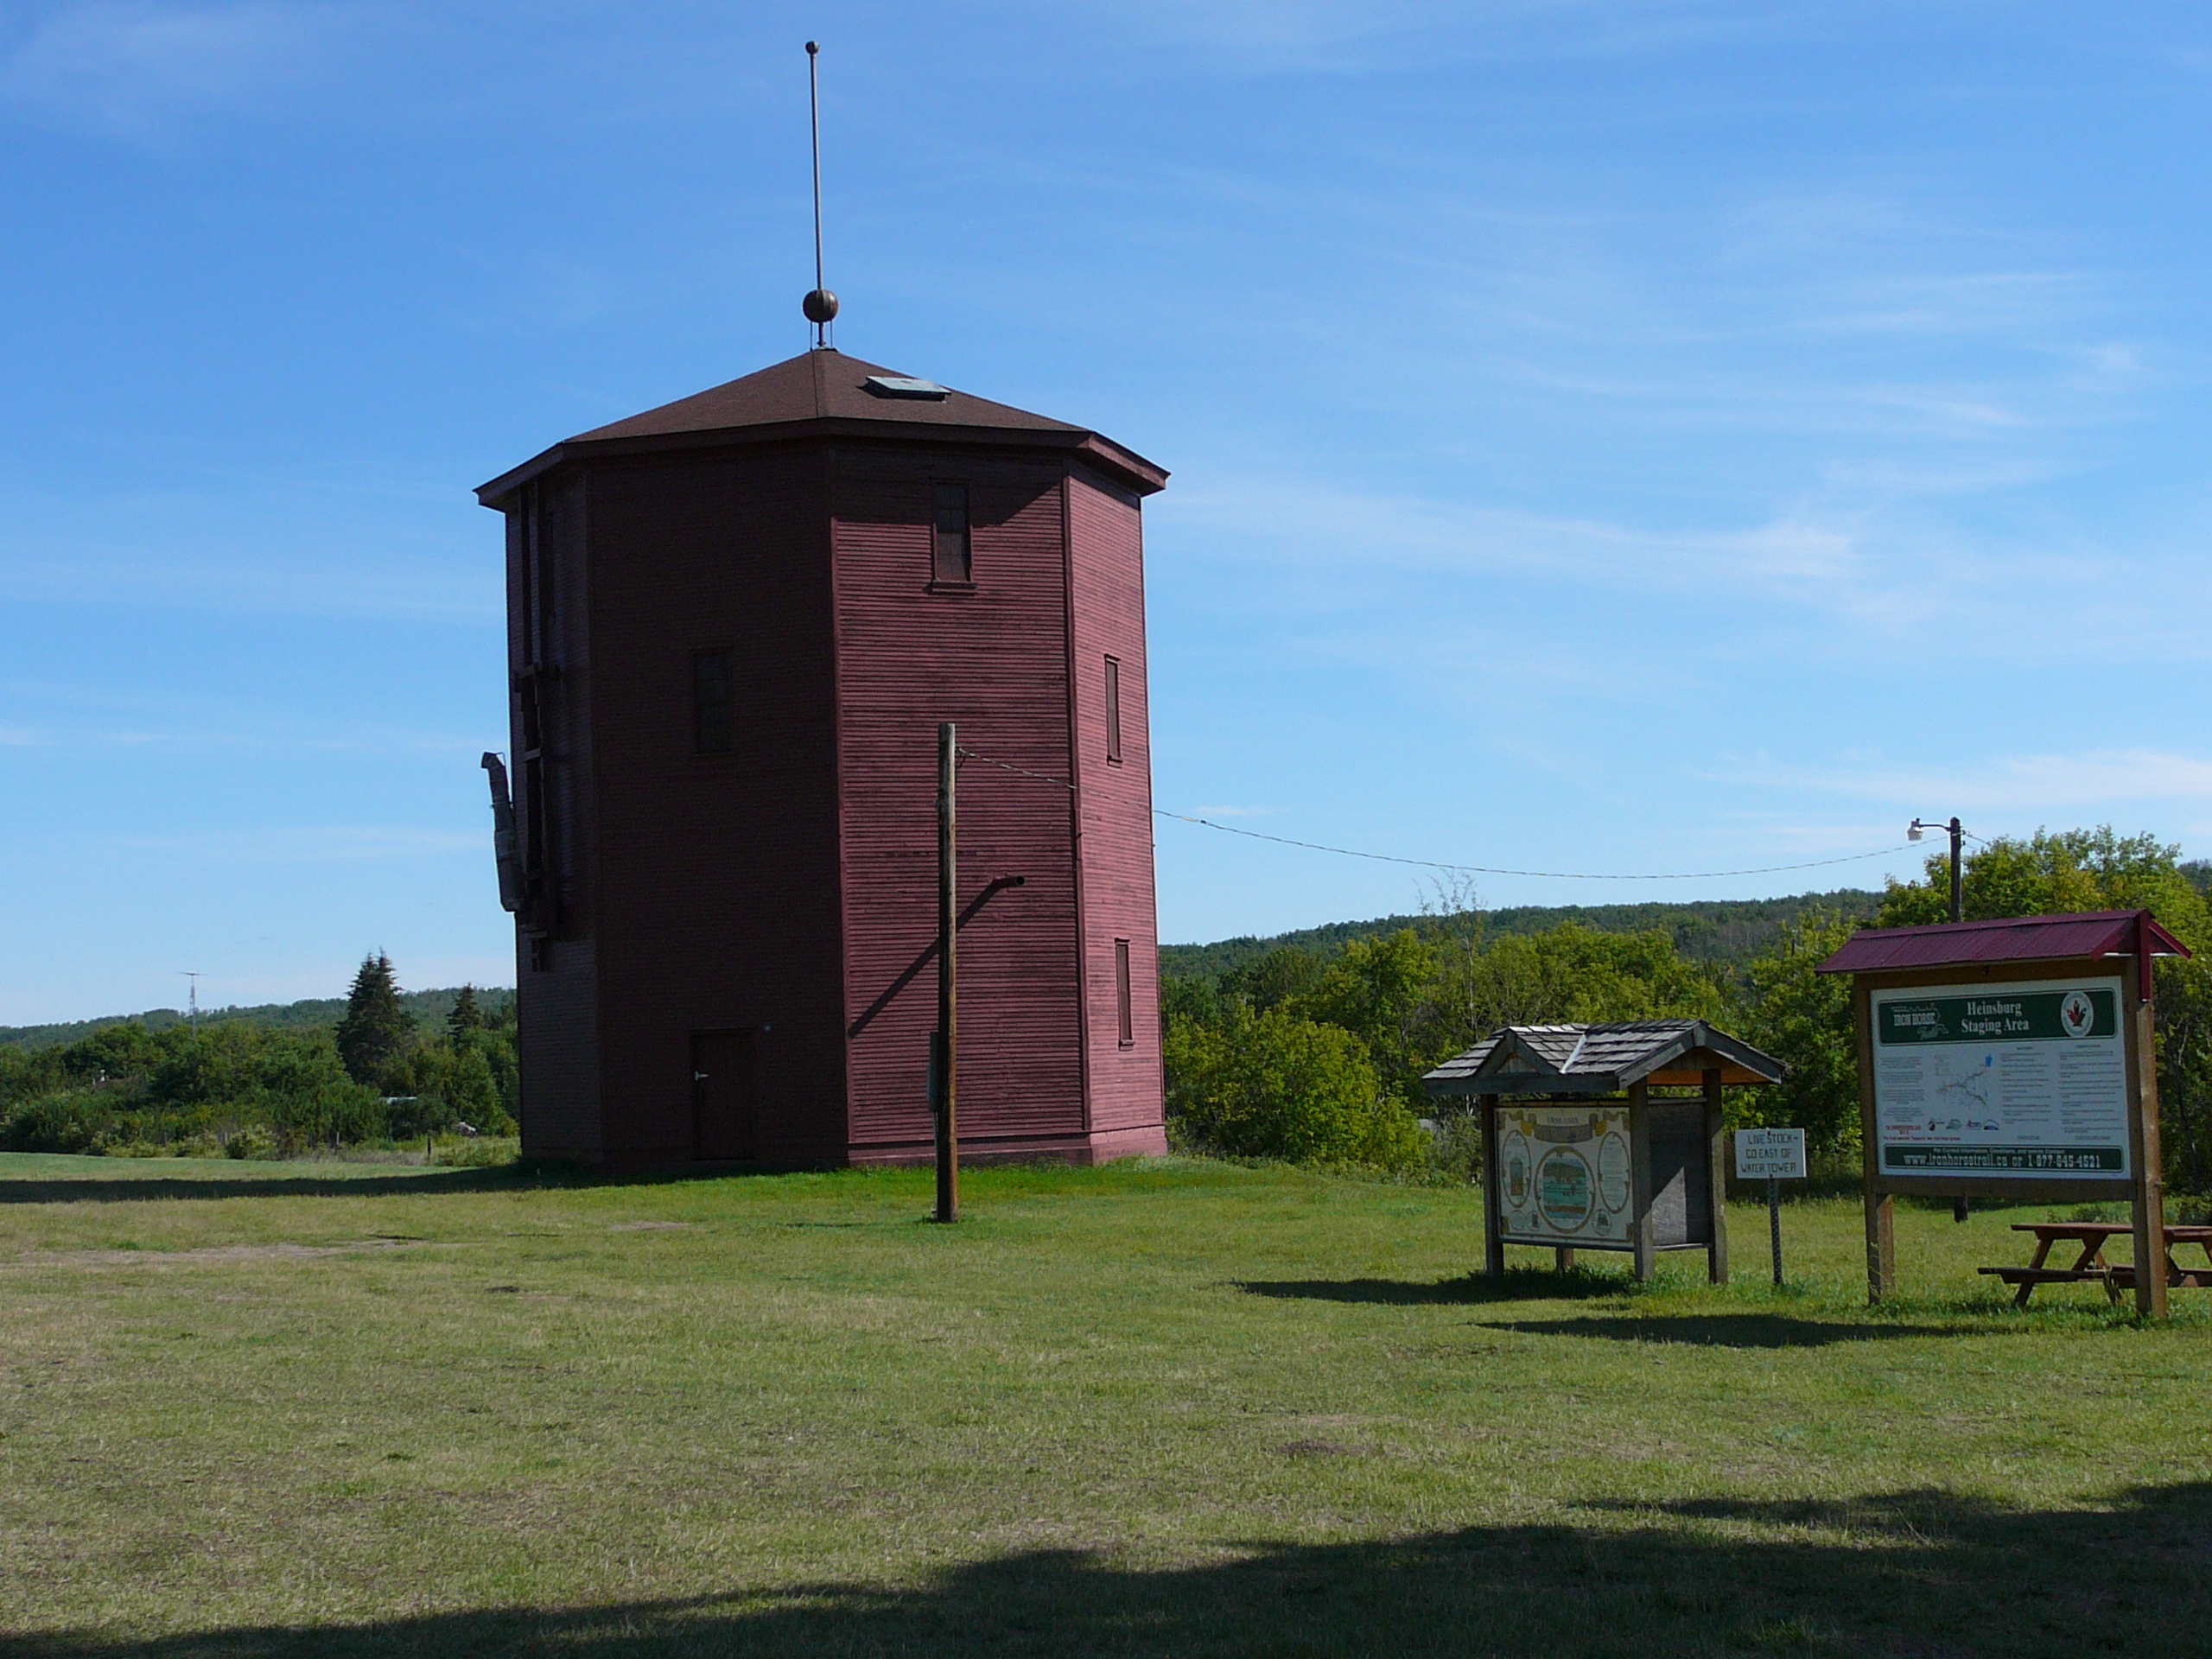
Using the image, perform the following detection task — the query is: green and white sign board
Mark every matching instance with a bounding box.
[1497,1105,1632,1244]
[1870,976,2128,1179]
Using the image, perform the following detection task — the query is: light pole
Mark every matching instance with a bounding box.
[1908,816,1970,1221]
[1908,817,1964,924]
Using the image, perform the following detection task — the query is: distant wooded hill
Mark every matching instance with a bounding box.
[1160,888,1889,982]
[16,867,2191,1048]
[0,986,515,1053]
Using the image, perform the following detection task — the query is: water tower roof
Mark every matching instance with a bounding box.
[478,350,1166,505]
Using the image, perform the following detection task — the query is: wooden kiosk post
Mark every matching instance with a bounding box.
[1479,1093,1505,1277]
[1704,1065,1731,1285]
[1818,910,2189,1316]
[1426,1021,1783,1284]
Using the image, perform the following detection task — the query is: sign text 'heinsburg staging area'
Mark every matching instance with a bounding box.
[1871,977,2129,1178]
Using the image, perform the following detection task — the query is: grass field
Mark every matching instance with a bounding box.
[0,1152,2206,1657]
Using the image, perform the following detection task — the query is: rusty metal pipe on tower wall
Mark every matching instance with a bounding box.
[481,753,522,914]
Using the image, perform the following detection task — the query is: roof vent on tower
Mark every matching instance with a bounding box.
[865,375,950,400]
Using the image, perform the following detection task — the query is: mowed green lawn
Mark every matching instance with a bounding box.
[0,1153,2205,1657]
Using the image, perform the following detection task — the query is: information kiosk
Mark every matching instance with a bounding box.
[1815,910,2190,1315]
[1423,1020,1785,1283]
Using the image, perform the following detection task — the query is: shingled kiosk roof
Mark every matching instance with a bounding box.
[1422,1020,1784,1099]
[476,348,1168,506]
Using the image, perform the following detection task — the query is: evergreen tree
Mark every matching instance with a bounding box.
[446,984,485,1046]
[335,951,412,1089]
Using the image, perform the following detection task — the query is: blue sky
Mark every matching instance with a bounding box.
[3,3,2209,1022]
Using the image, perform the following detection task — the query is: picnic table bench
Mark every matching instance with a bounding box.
[1980,1222,2212,1307]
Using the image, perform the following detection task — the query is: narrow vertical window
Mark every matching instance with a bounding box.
[693,649,733,753]
[932,482,971,584]
[1115,939,1134,1046]
[1103,656,1122,764]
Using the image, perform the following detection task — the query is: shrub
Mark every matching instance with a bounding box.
[2,1088,113,1154]
[1166,1004,1424,1168]
[225,1123,278,1160]
[1424,1109,1484,1185]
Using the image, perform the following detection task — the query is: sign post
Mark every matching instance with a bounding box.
[1735,1128,1806,1287]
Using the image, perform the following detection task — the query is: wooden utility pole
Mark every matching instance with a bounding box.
[934,721,959,1223]
[2128,922,2168,1318]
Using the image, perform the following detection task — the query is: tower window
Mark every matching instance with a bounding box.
[1104,656,1122,764]
[693,649,733,753]
[1116,939,1134,1046]
[933,483,971,585]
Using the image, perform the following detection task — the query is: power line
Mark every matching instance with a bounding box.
[956,747,1073,791]
[1156,811,1917,881]
[956,744,1922,884]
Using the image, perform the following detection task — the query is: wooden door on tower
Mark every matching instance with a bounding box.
[690,1030,757,1161]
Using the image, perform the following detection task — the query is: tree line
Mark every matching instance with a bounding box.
[1163,828,2212,1192]
[0,954,518,1158]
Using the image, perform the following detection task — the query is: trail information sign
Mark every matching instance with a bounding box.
[1820,911,2188,1315]
[1869,976,2128,1179]
[1495,1105,1632,1245]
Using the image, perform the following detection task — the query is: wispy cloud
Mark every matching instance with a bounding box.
[0,1,341,137]
[0,680,494,756]
[1096,0,1825,76]
[0,537,499,623]
[1163,474,2202,657]
[99,824,484,862]
[1754,749,2212,819]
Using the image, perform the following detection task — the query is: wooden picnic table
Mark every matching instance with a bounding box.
[1980,1222,2212,1307]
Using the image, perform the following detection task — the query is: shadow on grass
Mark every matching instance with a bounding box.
[1493,1312,1988,1347]
[3,1482,2202,1658]
[0,1158,815,1207]
[0,1168,520,1205]
[1237,1267,1637,1305]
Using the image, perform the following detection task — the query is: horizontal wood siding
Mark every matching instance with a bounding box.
[512,474,602,1155]
[540,474,597,943]
[1068,468,1166,1148]
[834,449,1084,1156]
[586,448,848,1165]
[518,939,602,1156]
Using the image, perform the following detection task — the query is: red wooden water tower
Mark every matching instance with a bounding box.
[475,342,1168,1168]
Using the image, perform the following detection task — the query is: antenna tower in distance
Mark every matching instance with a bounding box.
[803,41,838,347]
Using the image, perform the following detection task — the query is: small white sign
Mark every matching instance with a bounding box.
[1735,1127,1807,1180]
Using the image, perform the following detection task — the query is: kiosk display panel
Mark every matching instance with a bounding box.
[1497,1105,1632,1245]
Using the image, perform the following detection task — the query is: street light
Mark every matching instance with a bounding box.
[1908,817,1964,925]
[1907,817,1972,1224]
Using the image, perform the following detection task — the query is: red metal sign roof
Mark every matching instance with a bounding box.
[1817,910,2190,988]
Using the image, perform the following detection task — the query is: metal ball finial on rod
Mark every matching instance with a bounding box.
[803,41,838,346]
